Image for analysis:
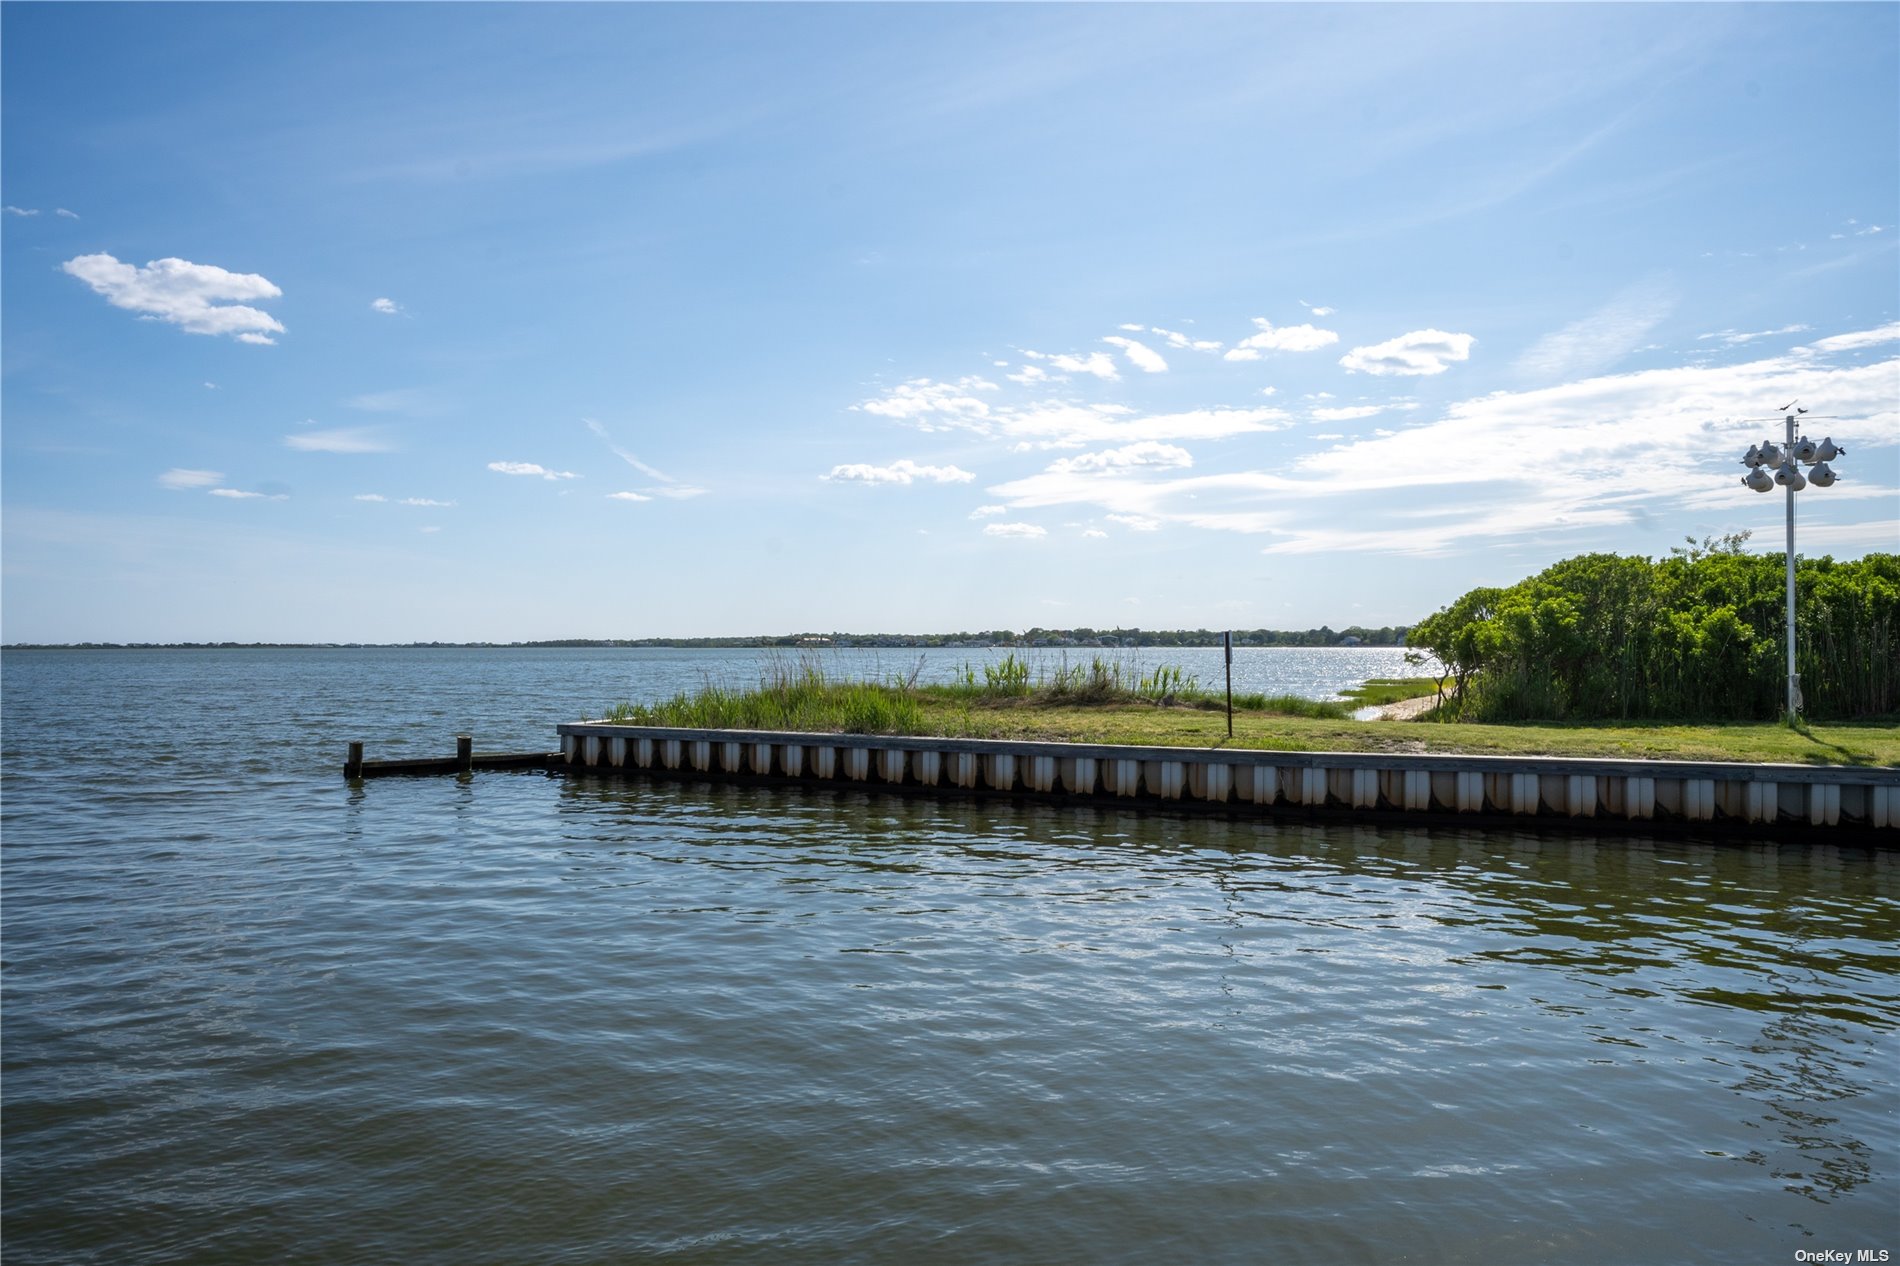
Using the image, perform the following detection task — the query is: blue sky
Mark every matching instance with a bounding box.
[4,2,1895,643]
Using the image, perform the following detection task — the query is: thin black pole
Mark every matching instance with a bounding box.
[1224,631,1233,738]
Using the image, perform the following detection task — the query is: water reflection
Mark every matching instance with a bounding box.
[557,773,1899,1211]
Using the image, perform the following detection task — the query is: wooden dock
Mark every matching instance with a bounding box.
[345,736,560,778]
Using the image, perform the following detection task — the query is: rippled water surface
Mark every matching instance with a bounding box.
[4,649,1896,1264]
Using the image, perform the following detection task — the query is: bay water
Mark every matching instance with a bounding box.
[3,648,1895,1263]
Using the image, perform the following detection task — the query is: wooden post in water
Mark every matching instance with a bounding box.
[456,734,473,773]
[346,741,364,779]
[1224,631,1234,739]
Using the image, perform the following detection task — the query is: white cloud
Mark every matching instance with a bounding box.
[370,297,402,315]
[983,522,1047,538]
[646,485,707,499]
[1082,528,1108,539]
[1151,327,1223,352]
[969,504,1008,518]
[489,461,578,480]
[855,377,998,428]
[1046,441,1193,474]
[1696,324,1811,346]
[5,205,38,216]
[1223,319,1339,361]
[1311,405,1383,422]
[158,468,222,490]
[284,428,391,454]
[1107,513,1163,531]
[208,488,285,501]
[996,403,1289,450]
[1801,322,1900,354]
[977,340,1897,559]
[1117,323,1145,332]
[400,497,455,507]
[824,459,975,485]
[1340,329,1475,376]
[1102,335,1168,374]
[61,253,286,344]
[1006,364,1052,385]
[55,208,78,219]
[608,491,652,502]
[1027,350,1120,380]
[354,493,388,502]
[420,526,442,534]
[1299,300,1337,317]
[1516,283,1674,379]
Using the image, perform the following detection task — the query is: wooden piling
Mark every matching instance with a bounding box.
[346,741,365,779]
[457,734,473,773]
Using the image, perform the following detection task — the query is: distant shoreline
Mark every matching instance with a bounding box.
[4,628,1411,652]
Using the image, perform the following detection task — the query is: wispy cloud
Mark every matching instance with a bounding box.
[400,497,454,507]
[354,493,388,502]
[489,461,578,480]
[1696,324,1810,346]
[582,417,672,481]
[1106,513,1162,531]
[1222,318,1339,361]
[607,491,652,502]
[370,297,403,315]
[284,428,392,454]
[1801,322,1900,354]
[61,253,285,344]
[5,205,39,216]
[55,208,79,219]
[983,522,1046,538]
[344,388,441,415]
[1102,335,1168,373]
[158,468,222,490]
[1516,282,1674,379]
[1311,405,1383,422]
[1340,329,1475,376]
[583,417,706,498]
[208,488,287,501]
[969,504,1008,518]
[1299,300,1337,317]
[824,459,975,485]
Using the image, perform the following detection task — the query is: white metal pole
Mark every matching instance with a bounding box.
[1784,412,1799,718]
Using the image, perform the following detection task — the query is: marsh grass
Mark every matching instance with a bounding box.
[598,650,1352,731]
[603,657,924,734]
[1337,677,1443,708]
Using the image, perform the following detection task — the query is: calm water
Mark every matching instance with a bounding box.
[3,648,1896,1264]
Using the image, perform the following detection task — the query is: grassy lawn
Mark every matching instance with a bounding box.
[900,698,1898,766]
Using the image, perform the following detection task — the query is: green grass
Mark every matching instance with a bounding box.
[594,655,1898,765]
[603,659,925,734]
[1337,676,1444,708]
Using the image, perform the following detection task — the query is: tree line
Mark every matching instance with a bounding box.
[1407,536,1898,722]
